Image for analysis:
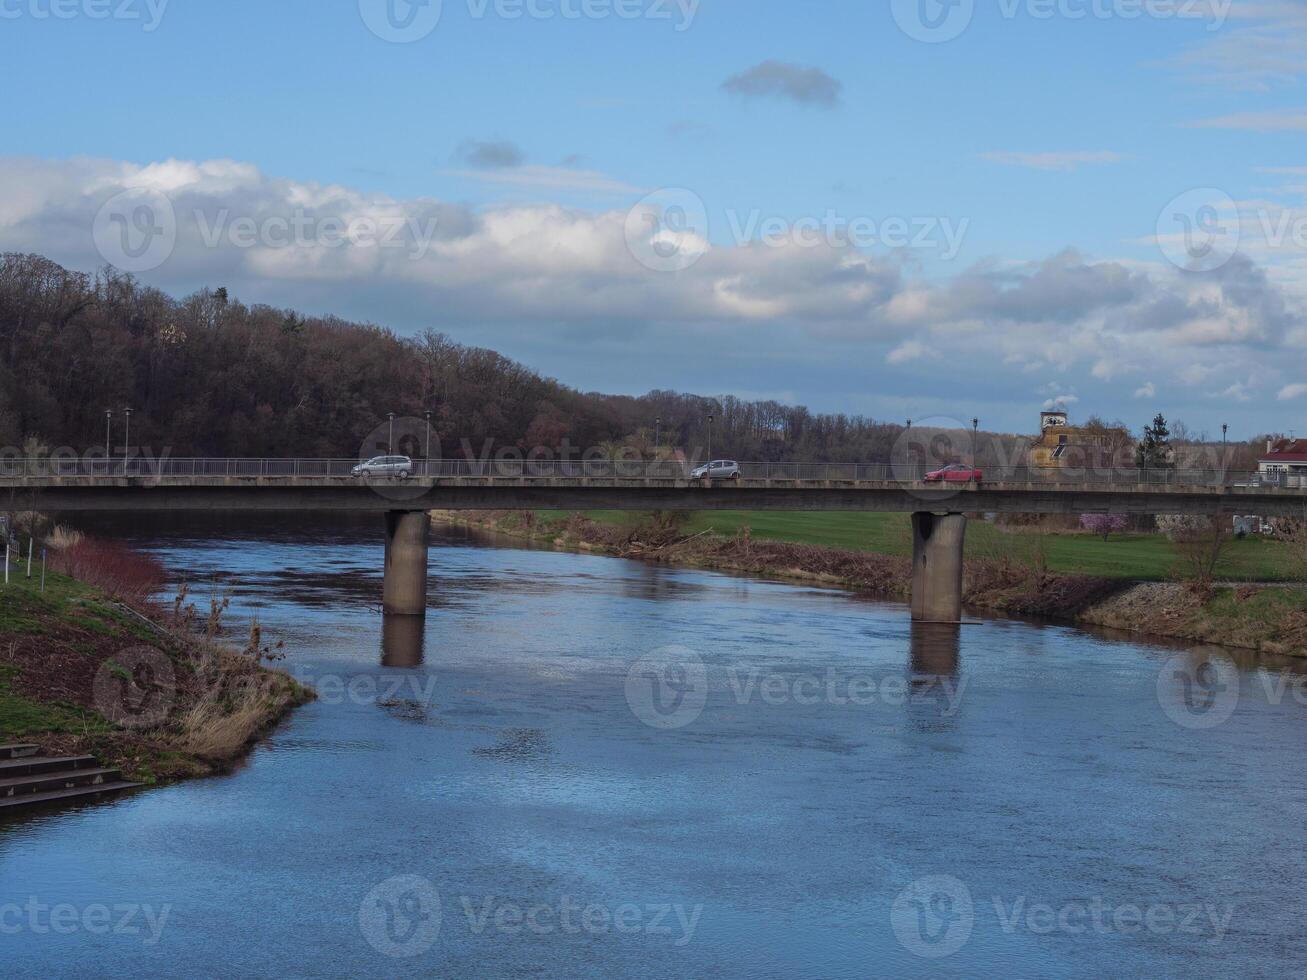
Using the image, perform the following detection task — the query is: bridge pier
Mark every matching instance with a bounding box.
[382,510,429,617]
[910,512,967,623]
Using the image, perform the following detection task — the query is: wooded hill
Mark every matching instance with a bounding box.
[0,253,1269,469]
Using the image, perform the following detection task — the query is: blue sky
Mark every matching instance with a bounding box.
[2,0,1306,437]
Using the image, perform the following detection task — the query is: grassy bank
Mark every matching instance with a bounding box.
[544,510,1301,582]
[440,510,1307,658]
[0,550,313,786]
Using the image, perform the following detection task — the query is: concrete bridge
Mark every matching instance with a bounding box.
[3,458,1302,623]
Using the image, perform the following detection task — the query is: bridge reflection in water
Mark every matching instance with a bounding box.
[910,621,962,678]
[381,614,426,668]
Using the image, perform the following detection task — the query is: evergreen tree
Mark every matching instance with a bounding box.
[1136,413,1173,469]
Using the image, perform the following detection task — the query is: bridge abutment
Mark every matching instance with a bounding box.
[383,510,429,617]
[910,512,967,623]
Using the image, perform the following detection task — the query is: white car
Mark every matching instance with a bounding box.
[690,460,742,481]
[352,455,413,479]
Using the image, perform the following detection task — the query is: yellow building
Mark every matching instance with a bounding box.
[1029,411,1125,469]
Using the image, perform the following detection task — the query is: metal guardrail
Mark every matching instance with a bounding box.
[0,457,1293,488]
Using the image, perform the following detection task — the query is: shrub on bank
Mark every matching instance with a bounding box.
[48,538,165,604]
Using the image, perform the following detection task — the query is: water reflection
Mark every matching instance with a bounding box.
[903,622,964,731]
[909,621,961,679]
[380,614,426,667]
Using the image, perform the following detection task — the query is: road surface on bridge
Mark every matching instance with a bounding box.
[1,458,1303,517]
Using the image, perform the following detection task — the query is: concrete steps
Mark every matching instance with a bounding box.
[0,750,141,811]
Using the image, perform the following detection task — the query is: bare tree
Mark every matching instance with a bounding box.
[1279,506,1307,582]
[1160,513,1231,592]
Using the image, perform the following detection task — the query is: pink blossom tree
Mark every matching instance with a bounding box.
[1080,513,1129,541]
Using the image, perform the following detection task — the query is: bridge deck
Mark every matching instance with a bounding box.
[2,470,1303,516]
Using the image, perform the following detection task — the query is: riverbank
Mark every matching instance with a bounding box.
[434,510,1307,658]
[0,553,313,787]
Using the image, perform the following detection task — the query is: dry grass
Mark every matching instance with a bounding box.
[174,651,307,760]
[45,524,84,551]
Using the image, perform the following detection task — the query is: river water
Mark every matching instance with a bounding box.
[2,514,1306,978]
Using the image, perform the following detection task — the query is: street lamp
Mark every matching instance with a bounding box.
[123,408,133,473]
[104,411,113,465]
[654,417,662,453]
[387,412,396,455]
[707,415,714,471]
[1222,423,1229,476]
[905,419,913,477]
[423,410,433,475]
[972,417,979,470]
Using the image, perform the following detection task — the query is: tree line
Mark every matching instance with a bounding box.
[0,253,1278,469]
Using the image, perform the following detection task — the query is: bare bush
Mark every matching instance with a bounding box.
[47,537,165,604]
[1161,514,1231,592]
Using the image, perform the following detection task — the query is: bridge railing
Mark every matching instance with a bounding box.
[0,457,1285,487]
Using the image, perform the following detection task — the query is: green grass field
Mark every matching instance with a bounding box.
[539,510,1301,582]
[0,564,115,739]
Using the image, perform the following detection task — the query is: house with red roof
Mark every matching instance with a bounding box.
[1260,438,1307,487]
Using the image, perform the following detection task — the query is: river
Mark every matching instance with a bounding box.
[2,513,1306,978]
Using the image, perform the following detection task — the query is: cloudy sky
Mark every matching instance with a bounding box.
[2,0,1306,436]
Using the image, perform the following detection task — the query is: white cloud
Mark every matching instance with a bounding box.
[1,155,1303,412]
[1279,382,1307,400]
[1165,2,1307,90]
[1042,394,1080,409]
[1179,364,1217,385]
[979,151,1125,172]
[886,339,932,364]
[1188,111,1307,131]
[1135,382,1157,399]
[1215,381,1254,402]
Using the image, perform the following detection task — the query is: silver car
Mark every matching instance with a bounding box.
[352,455,413,479]
[690,460,742,481]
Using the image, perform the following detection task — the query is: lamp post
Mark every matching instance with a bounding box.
[123,408,133,474]
[972,417,979,471]
[424,410,432,474]
[707,415,714,474]
[1222,423,1229,477]
[654,417,661,453]
[387,412,396,456]
[104,411,113,468]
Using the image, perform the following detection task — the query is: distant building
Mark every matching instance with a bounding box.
[1259,438,1307,487]
[1029,411,1126,469]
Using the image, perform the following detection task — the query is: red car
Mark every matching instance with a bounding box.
[923,464,983,483]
